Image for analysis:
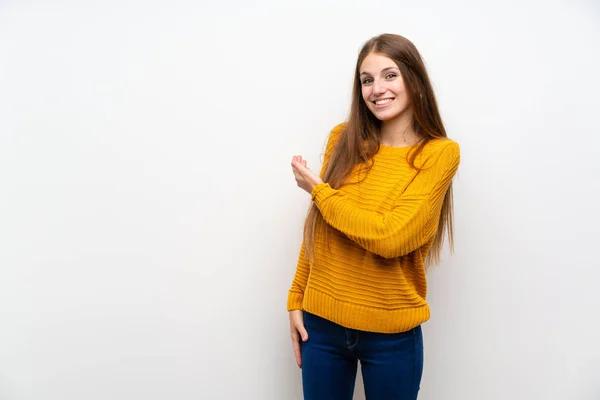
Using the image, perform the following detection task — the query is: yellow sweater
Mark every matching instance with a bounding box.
[287,123,460,333]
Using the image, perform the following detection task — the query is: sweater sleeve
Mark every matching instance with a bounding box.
[287,242,310,311]
[287,123,346,310]
[311,141,460,259]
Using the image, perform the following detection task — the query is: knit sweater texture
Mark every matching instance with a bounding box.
[287,123,460,333]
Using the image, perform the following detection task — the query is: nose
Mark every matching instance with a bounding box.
[372,79,386,96]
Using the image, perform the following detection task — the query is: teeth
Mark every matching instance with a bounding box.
[375,99,393,105]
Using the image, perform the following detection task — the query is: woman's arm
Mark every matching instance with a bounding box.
[311,142,460,258]
[287,123,345,309]
[287,243,310,311]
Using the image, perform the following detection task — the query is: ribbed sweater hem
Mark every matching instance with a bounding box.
[301,287,430,334]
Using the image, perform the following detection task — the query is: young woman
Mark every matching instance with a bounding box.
[288,33,460,400]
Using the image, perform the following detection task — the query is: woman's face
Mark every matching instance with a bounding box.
[359,52,412,122]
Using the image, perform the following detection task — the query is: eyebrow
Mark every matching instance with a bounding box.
[360,67,399,76]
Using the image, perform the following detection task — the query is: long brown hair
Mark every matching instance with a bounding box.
[303,33,455,266]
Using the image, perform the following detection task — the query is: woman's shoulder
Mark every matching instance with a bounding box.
[419,137,460,168]
[329,122,347,141]
[323,122,348,153]
[423,137,459,156]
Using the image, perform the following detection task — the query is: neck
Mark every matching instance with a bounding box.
[379,110,419,147]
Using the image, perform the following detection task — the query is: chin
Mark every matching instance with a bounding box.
[371,109,401,121]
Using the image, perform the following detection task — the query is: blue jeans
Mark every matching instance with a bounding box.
[301,312,423,400]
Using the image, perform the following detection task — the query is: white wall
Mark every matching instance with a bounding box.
[1,1,599,399]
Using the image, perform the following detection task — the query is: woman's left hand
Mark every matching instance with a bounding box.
[291,155,323,195]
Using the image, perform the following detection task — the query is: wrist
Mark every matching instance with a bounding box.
[310,182,328,199]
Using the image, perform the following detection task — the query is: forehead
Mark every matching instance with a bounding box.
[360,53,398,74]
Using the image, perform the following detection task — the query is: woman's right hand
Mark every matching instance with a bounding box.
[289,310,309,368]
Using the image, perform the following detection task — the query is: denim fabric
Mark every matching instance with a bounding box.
[301,312,423,400]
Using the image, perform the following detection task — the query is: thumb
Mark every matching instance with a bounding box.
[298,325,309,342]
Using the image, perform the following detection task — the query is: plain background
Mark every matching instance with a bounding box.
[1,0,599,399]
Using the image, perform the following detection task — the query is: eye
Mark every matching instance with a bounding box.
[362,78,373,85]
[386,73,397,79]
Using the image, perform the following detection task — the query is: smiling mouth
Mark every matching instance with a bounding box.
[374,98,394,105]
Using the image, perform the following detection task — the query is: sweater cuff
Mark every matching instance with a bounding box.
[287,291,305,311]
[311,182,336,204]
